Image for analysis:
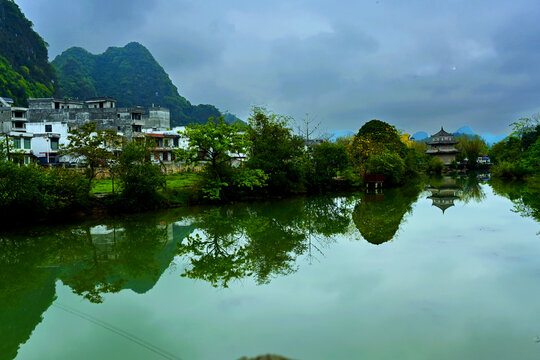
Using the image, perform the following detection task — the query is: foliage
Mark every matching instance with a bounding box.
[0,161,90,220]
[365,151,405,185]
[61,122,120,184]
[455,135,488,168]
[176,116,266,200]
[427,156,444,174]
[0,0,56,105]
[349,119,407,170]
[52,42,240,126]
[491,161,529,179]
[245,107,305,194]
[114,141,166,210]
[308,142,351,189]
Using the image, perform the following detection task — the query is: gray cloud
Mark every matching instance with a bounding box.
[16,0,540,134]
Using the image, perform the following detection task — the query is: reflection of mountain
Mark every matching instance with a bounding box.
[0,214,195,359]
[353,185,422,245]
[0,271,56,360]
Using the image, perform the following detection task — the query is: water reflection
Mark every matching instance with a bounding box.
[176,196,353,287]
[1,177,539,359]
[352,184,423,245]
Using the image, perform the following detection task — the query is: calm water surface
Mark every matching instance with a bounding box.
[2,177,540,360]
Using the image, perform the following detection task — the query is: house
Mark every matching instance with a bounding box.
[0,97,34,164]
[27,97,170,139]
[26,122,69,165]
[425,127,460,165]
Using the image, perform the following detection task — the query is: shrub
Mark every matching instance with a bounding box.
[427,156,444,174]
[491,161,529,179]
[365,152,405,186]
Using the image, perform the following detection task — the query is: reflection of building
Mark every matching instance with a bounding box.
[425,127,460,165]
[426,177,463,214]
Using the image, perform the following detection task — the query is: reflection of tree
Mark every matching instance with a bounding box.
[490,179,540,225]
[456,175,486,204]
[177,196,352,287]
[353,184,422,245]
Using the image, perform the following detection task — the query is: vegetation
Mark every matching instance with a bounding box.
[52,42,240,126]
[60,122,120,185]
[245,107,305,194]
[112,141,166,210]
[455,134,489,168]
[489,117,540,179]
[175,117,267,200]
[0,0,56,105]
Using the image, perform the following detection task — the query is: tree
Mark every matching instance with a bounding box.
[246,107,305,194]
[456,135,488,168]
[297,113,322,147]
[114,141,166,209]
[61,122,120,185]
[365,151,405,185]
[308,142,351,189]
[176,117,266,200]
[349,119,407,171]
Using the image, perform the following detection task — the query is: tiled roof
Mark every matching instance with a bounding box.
[432,127,453,137]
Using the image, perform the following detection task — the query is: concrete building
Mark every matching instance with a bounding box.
[26,97,170,139]
[144,107,171,130]
[0,97,34,164]
[26,122,70,165]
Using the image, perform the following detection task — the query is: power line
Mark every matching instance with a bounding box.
[53,302,182,360]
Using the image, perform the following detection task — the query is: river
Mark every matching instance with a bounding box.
[2,176,539,360]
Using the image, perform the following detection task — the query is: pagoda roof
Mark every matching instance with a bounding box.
[431,127,454,137]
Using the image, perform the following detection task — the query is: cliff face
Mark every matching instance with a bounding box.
[0,0,56,106]
[53,42,226,126]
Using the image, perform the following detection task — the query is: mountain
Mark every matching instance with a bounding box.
[411,131,429,141]
[53,42,239,126]
[455,126,475,135]
[0,0,56,106]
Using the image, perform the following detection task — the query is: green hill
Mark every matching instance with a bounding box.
[53,42,235,126]
[0,0,56,106]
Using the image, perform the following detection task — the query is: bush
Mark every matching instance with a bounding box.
[427,156,444,174]
[0,162,90,220]
[365,152,405,186]
[491,161,529,179]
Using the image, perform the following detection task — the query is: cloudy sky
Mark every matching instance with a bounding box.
[17,0,540,134]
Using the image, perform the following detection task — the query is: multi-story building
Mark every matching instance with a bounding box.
[425,127,460,165]
[0,97,34,164]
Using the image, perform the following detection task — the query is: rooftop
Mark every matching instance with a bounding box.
[431,127,454,137]
[86,97,117,102]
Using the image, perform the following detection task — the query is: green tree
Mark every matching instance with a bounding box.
[176,117,266,200]
[61,122,120,186]
[349,119,407,171]
[307,142,351,189]
[245,107,305,194]
[456,135,488,168]
[114,141,166,210]
[365,151,406,185]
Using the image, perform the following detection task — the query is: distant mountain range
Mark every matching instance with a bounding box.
[412,126,507,145]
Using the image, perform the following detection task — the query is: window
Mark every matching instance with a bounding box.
[51,139,59,150]
[45,124,52,132]
[13,138,21,149]
[24,138,31,149]
[163,152,169,161]
[55,102,60,109]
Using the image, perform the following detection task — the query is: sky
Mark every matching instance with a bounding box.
[16,0,540,135]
